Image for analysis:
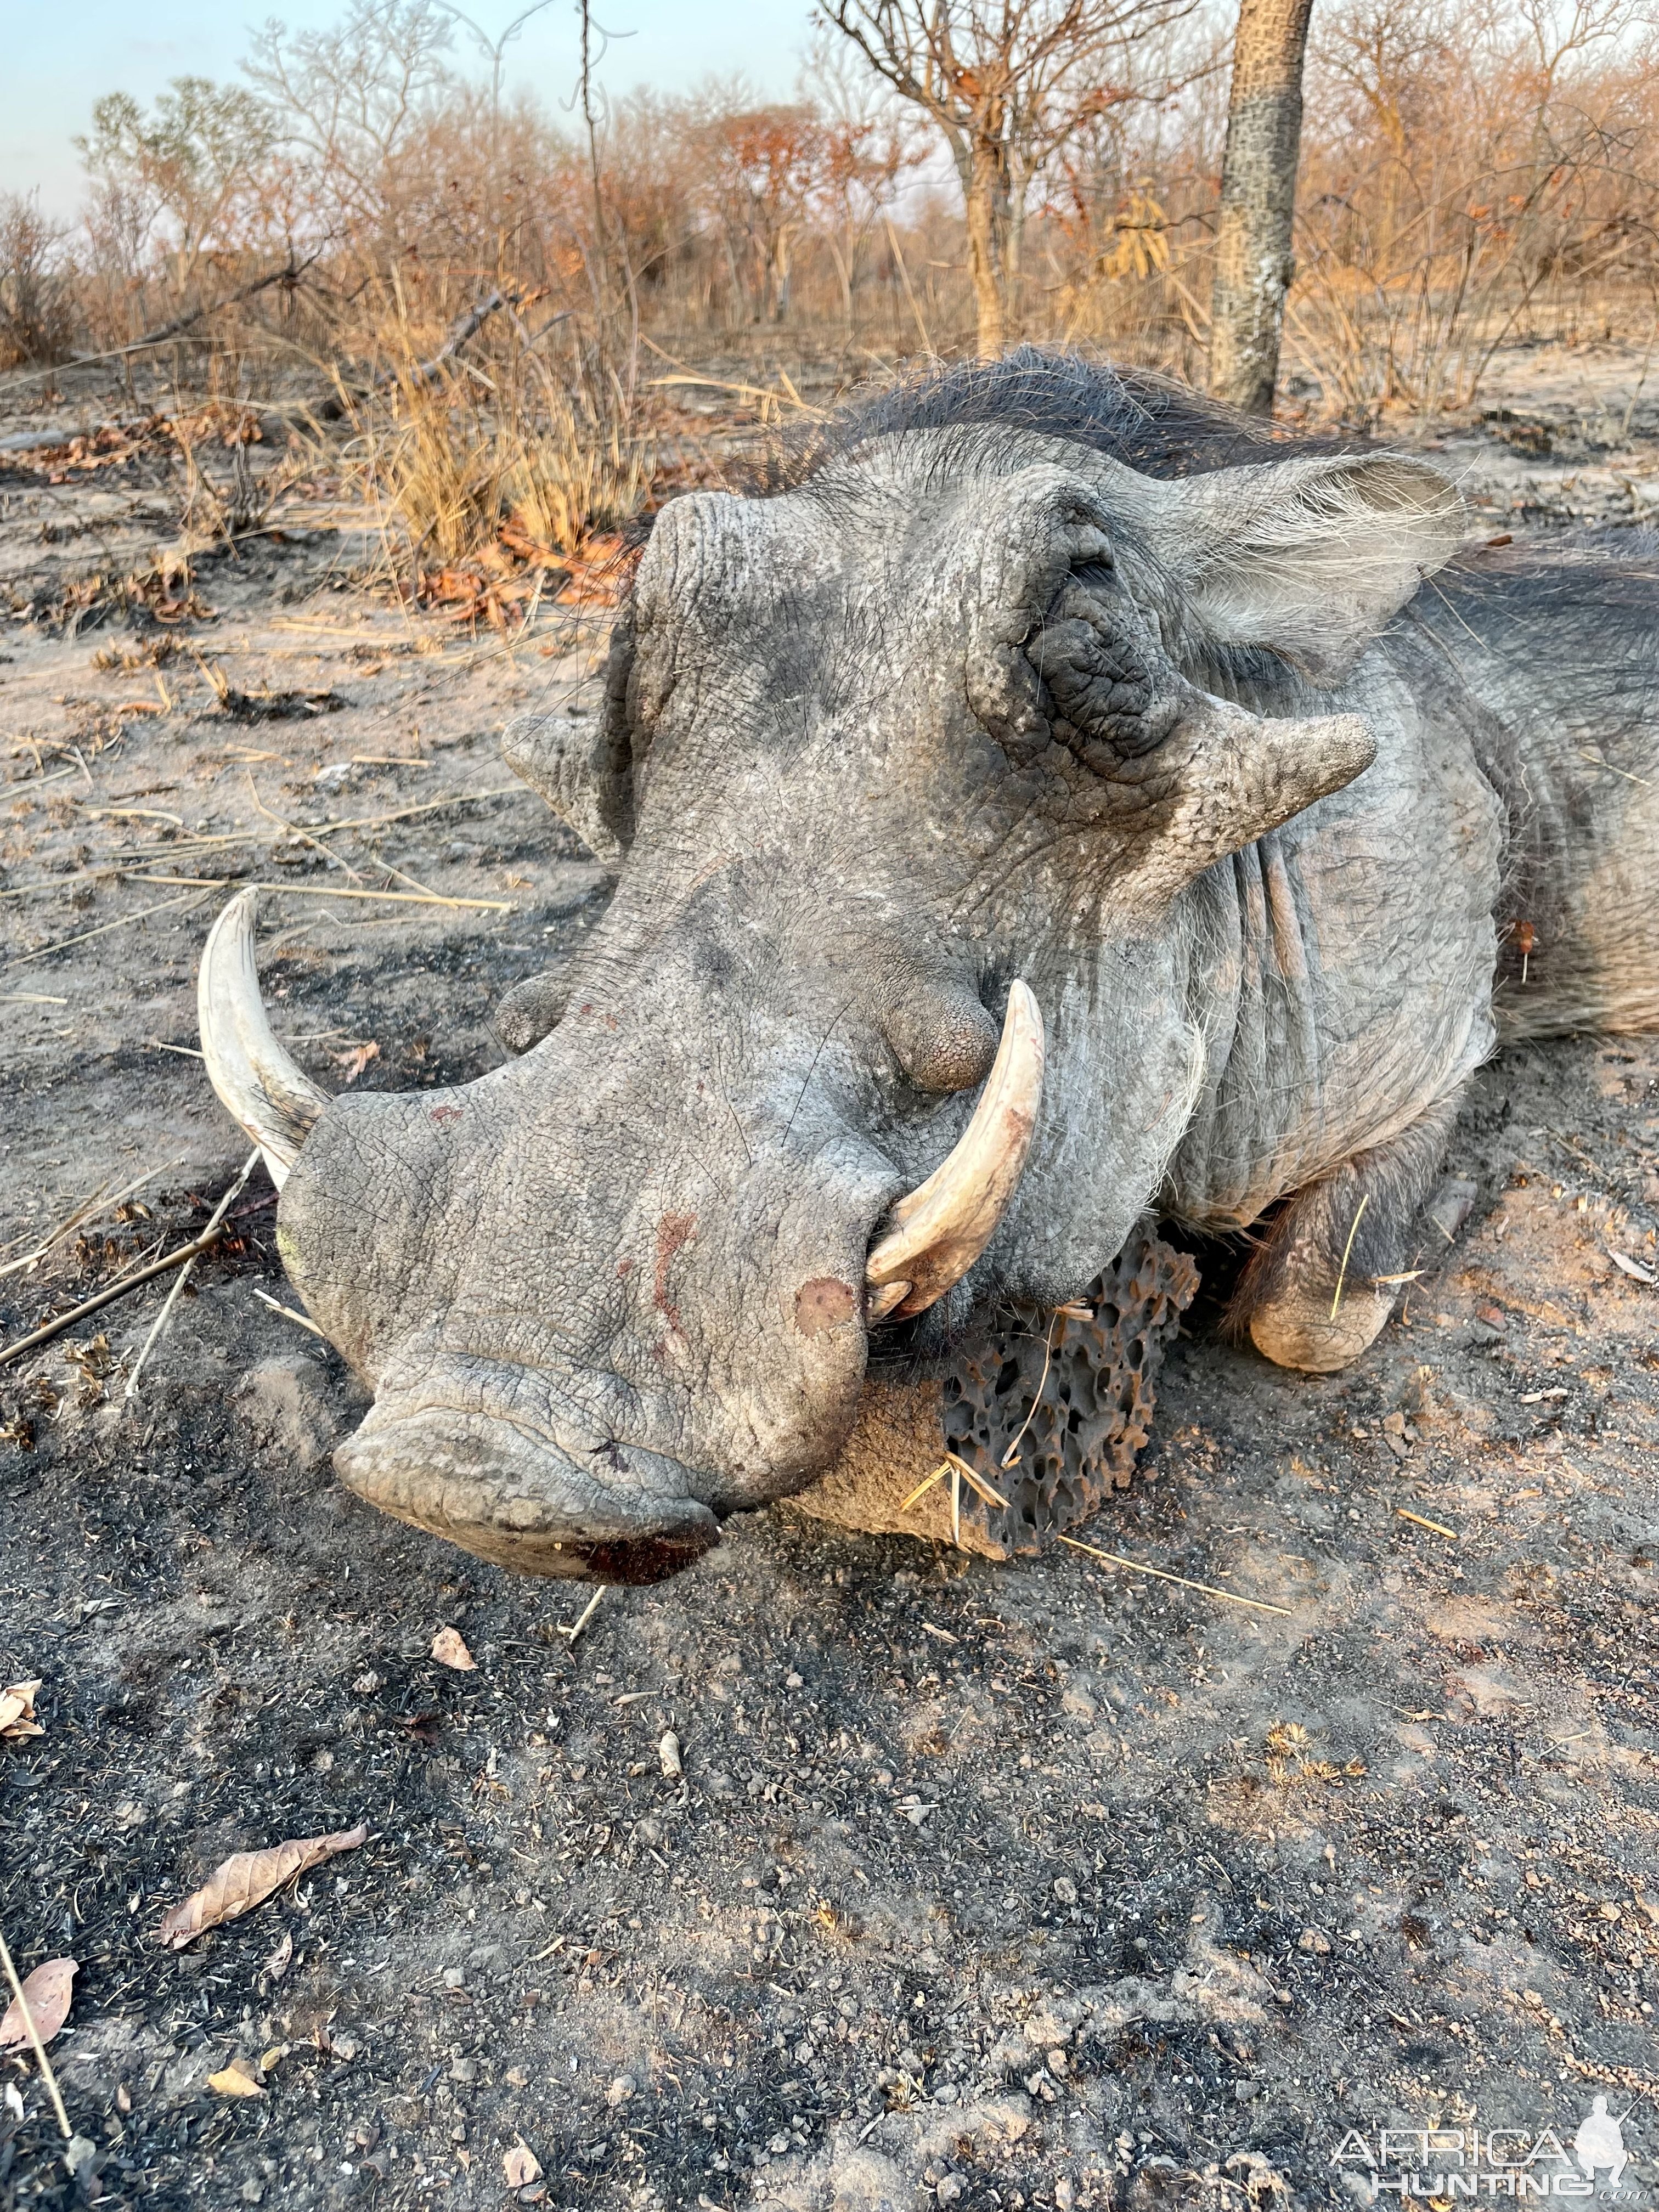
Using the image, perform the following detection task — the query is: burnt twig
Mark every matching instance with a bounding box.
[0,1211,249,1372]
[125,1150,261,1397]
[313,291,509,422]
[0,253,324,392]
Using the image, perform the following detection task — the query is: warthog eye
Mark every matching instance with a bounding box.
[1028,567,1183,767]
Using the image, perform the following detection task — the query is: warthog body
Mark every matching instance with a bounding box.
[204,354,1659,1581]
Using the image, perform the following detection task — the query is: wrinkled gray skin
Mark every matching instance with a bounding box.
[271,361,1659,1582]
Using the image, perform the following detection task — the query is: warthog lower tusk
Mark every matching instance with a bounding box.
[866,980,1045,1323]
[198,888,330,1188]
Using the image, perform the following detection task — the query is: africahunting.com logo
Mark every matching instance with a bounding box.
[1332,2098,1644,2200]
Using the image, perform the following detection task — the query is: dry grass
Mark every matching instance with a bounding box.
[337,301,656,615]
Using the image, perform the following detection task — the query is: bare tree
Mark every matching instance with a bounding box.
[818,0,1197,354]
[76,77,278,301]
[1208,0,1316,413]
[0,193,74,367]
[244,2,455,249]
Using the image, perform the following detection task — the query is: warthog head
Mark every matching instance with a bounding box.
[199,358,1460,1582]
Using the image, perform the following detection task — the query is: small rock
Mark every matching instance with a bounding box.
[449,2056,477,2083]
[431,1626,476,1671]
[1046,2047,1069,2074]
[1053,1876,1079,1906]
[1427,1176,1478,1243]
[938,2177,968,2207]
[352,1672,383,1696]
[605,2073,636,2107]
[442,1967,466,1990]
[1298,1927,1333,1954]
[1234,2078,1261,2101]
[503,2142,541,2188]
[64,2137,97,2179]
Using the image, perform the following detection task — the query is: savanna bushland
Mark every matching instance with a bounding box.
[2,3,1657,2209]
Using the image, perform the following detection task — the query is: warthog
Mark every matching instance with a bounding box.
[198,353,1659,1583]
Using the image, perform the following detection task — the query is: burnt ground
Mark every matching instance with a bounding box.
[1,354,1657,2212]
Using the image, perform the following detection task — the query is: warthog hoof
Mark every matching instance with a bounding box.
[1248,1284,1398,1374]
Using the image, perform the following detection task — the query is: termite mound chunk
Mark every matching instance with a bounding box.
[793,1218,1199,1558]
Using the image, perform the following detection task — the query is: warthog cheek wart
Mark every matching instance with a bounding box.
[794,1277,859,1336]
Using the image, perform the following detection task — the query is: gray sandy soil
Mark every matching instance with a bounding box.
[1,360,1656,2212]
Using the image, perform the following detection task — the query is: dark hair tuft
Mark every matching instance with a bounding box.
[750,345,1353,493]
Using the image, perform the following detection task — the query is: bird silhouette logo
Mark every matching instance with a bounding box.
[1575,2097,1630,2189]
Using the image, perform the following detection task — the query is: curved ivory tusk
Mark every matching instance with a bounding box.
[198,888,330,1189]
[866,980,1045,1323]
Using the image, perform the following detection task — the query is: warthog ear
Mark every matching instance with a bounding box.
[1102,451,1464,685]
[500,603,639,865]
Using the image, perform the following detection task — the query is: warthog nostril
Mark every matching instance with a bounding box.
[793,1277,859,1336]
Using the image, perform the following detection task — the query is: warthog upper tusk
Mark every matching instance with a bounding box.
[865,980,1045,1323]
[198,887,330,1189]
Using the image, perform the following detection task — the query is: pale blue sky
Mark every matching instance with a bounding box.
[0,1,816,215]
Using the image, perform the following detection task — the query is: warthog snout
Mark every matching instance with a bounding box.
[199,890,1045,1576]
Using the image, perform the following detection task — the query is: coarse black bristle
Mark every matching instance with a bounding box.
[749,344,1353,494]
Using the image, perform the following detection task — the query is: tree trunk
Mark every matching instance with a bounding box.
[965,160,1005,357]
[1209,0,1316,415]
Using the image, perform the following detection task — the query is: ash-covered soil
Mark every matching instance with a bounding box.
[2,363,1657,2212]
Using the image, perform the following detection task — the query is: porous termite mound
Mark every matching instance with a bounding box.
[794,1219,1199,1559]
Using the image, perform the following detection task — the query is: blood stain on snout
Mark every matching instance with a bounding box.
[793,1277,857,1337]
[653,1211,698,1335]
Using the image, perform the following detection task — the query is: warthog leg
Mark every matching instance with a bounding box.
[1231,1090,1468,1373]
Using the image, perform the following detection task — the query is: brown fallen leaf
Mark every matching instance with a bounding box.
[207,2064,264,2097]
[0,1680,44,1742]
[430,1626,476,1671]
[264,1929,293,1982]
[0,1957,76,2049]
[504,2141,543,2187]
[332,1040,380,1084]
[156,1824,369,1949]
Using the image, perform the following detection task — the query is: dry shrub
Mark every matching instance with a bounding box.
[1290,0,1659,421]
[504,392,653,562]
[356,374,651,566]
[0,191,75,368]
[342,292,654,624]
